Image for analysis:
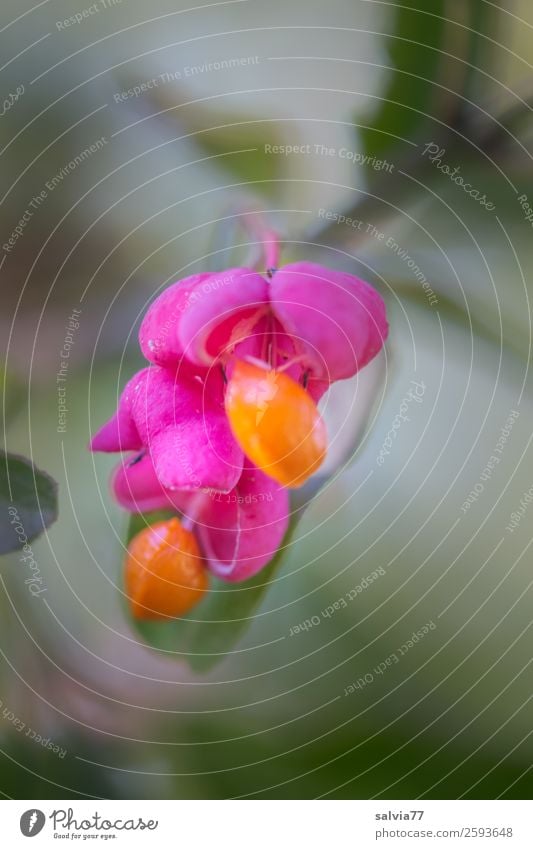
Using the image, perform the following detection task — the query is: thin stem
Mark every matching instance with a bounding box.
[262,228,281,269]
[241,211,281,271]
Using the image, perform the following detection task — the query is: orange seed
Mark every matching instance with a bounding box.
[225,359,327,488]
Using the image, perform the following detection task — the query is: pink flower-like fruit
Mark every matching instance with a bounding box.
[91,255,388,605]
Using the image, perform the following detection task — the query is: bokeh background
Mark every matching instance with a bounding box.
[2,0,533,799]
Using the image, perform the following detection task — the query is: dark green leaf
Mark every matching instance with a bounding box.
[0,451,58,555]
[360,0,446,159]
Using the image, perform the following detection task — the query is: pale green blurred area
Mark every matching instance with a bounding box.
[2,0,533,799]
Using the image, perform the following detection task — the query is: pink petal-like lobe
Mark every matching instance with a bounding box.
[177,267,269,366]
[270,262,388,381]
[197,466,289,582]
[90,370,147,452]
[139,273,212,367]
[129,364,243,493]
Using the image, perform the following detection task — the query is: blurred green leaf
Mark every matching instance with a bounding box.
[126,509,176,545]
[360,0,446,158]
[0,451,58,555]
[360,0,501,160]
[182,121,281,195]
[201,134,276,189]
[145,87,282,194]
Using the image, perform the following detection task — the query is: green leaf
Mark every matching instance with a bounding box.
[124,511,297,672]
[359,0,505,160]
[0,451,58,555]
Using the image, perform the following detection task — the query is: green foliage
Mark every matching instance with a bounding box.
[359,0,497,158]
[0,451,58,555]
[360,0,447,157]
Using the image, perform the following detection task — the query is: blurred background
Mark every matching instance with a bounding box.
[2,0,533,799]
